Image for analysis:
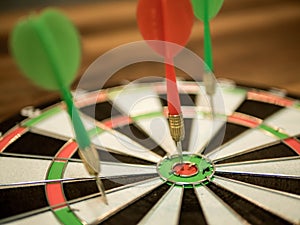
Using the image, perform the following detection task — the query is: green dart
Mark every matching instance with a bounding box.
[191,0,224,116]
[10,9,107,204]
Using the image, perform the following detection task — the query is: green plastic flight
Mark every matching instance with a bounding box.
[10,9,80,91]
[191,0,224,21]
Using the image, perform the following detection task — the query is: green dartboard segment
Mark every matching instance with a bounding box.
[55,208,83,225]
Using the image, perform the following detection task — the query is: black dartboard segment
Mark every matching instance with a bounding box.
[100,184,170,225]
[0,81,299,225]
[203,122,248,154]
[0,114,26,134]
[236,100,283,119]
[215,172,300,196]
[182,118,193,151]
[80,101,123,122]
[5,132,65,157]
[63,173,158,201]
[179,188,208,225]
[159,93,197,107]
[0,185,48,219]
[215,142,298,164]
[115,124,166,157]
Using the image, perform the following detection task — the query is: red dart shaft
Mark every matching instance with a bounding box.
[165,57,181,115]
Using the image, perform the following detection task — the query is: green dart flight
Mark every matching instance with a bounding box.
[10,8,107,204]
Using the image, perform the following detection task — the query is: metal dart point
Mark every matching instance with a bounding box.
[203,72,216,119]
[168,114,185,162]
[78,145,108,205]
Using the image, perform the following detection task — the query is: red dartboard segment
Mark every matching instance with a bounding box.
[46,183,67,210]
[75,90,108,108]
[46,141,79,208]
[45,140,80,218]
[103,116,132,129]
[228,112,262,128]
[56,141,78,160]
[164,106,197,118]
[0,126,27,152]
[247,91,294,106]
[283,138,300,155]
[153,82,202,94]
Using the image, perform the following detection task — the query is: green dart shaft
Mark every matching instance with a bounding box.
[203,0,213,73]
[61,87,91,149]
[191,0,224,72]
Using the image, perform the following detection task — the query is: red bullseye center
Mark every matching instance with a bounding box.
[172,162,198,177]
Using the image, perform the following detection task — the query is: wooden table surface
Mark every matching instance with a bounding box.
[0,0,299,122]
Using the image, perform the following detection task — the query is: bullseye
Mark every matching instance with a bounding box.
[172,162,198,177]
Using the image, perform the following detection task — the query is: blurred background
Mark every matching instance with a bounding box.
[0,0,299,122]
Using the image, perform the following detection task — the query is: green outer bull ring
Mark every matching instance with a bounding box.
[156,152,215,187]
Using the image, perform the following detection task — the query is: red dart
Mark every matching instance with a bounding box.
[137,0,194,116]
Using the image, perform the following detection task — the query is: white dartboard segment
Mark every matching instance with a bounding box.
[220,87,247,115]
[189,116,225,153]
[30,109,94,140]
[208,129,278,161]
[134,116,177,155]
[195,85,247,116]
[31,110,74,138]
[5,211,60,225]
[108,85,162,117]
[263,107,300,136]
[92,130,162,163]
[216,157,300,177]
[0,157,51,185]
[189,84,229,153]
[138,185,183,225]
[64,161,157,179]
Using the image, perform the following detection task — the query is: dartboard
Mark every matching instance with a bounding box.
[0,80,299,225]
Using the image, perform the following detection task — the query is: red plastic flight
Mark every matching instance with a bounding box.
[137,0,194,115]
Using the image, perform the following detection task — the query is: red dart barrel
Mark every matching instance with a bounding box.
[137,0,194,115]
